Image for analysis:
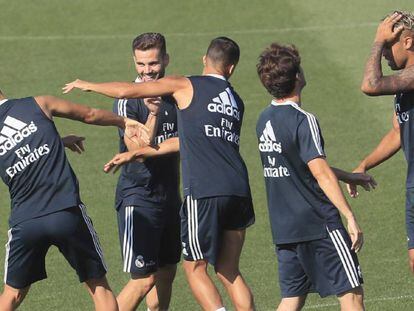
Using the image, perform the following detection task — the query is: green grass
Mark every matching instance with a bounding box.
[1,0,414,309]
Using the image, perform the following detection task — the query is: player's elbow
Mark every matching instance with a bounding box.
[83,108,98,124]
[361,82,381,96]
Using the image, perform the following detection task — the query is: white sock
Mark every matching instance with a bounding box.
[216,308,226,311]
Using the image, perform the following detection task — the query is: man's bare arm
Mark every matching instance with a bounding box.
[355,113,401,172]
[308,158,363,252]
[36,95,126,127]
[104,137,179,173]
[362,59,414,95]
[347,113,400,197]
[63,76,190,102]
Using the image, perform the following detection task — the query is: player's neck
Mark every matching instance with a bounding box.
[273,93,301,106]
[202,67,228,80]
[0,94,6,101]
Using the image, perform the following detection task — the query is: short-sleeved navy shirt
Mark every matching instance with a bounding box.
[113,96,180,209]
[395,92,414,188]
[256,100,343,245]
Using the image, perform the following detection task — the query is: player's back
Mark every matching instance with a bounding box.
[256,100,342,244]
[0,97,80,226]
[177,75,251,200]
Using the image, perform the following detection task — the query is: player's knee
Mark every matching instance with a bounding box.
[182,260,207,276]
[131,273,156,293]
[1,287,28,307]
[338,286,364,310]
[214,262,240,282]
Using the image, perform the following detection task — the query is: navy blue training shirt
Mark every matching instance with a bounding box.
[113,96,180,209]
[395,92,414,188]
[256,100,343,245]
[177,75,251,199]
[0,97,81,226]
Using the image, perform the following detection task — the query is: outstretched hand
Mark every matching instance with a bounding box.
[375,12,404,44]
[103,151,138,174]
[62,79,90,94]
[346,172,377,198]
[62,135,85,154]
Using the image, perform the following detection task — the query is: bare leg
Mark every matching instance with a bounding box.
[214,230,255,311]
[408,249,414,273]
[182,259,224,311]
[146,264,177,311]
[337,287,364,311]
[117,273,155,311]
[84,277,118,311]
[276,296,307,311]
[0,284,30,311]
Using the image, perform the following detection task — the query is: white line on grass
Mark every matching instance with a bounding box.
[0,22,377,41]
[304,294,414,309]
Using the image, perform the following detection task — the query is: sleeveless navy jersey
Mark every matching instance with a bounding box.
[177,75,251,199]
[256,100,342,245]
[113,96,180,209]
[395,92,414,188]
[0,97,81,226]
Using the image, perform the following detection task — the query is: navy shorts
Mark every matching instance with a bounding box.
[276,227,363,298]
[405,188,414,249]
[117,203,181,275]
[181,195,255,266]
[3,205,107,289]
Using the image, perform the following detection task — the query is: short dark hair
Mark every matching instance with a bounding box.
[132,32,166,56]
[206,37,240,67]
[257,43,301,99]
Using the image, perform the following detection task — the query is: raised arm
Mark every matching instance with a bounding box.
[35,95,150,144]
[63,76,191,108]
[308,158,363,252]
[361,13,414,95]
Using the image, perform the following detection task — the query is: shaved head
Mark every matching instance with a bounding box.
[206,37,240,69]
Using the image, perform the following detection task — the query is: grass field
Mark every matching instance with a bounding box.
[1,0,414,310]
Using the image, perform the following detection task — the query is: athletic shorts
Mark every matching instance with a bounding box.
[276,227,363,298]
[405,188,414,249]
[3,204,107,289]
[180,195,255,266]
[117,203,181,275]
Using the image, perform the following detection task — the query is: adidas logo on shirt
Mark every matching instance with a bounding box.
[259,121,282,153]
[207,87,240,121]
[0,116,37,156]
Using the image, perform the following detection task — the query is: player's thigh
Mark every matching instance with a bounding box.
[158,203,181,268]
[118,205,164,275]
[215,229,245,270]
[220,196,255,231]
[299,228,363,298]
[54,204,107,283]
[180,195,221,265]
[276,244,312,299]
[405,188,414,249]
[4,220,50,289]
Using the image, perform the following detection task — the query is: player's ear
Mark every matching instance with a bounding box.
[228,64,236,76]
[202,55,207,67]
[163,53,170,68]
[404,35,414,50]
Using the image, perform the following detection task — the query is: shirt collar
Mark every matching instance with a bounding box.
[0,99,8,106]
[206,74,226,81]
[271,100,298,107]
